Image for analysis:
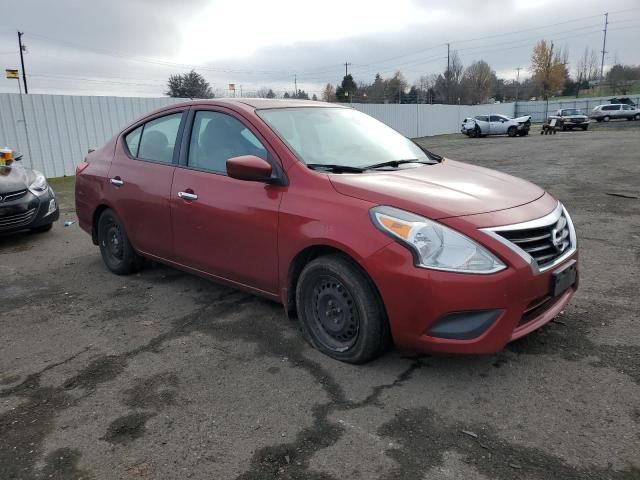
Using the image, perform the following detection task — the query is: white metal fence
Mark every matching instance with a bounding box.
[345,102,515,138]
[0,93,181,177]
[0,93,516,178]
[515,95,640,122]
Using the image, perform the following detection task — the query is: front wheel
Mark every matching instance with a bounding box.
[507,126,517,137]
[581,125,588,131]
[603,116,610,122]
[635,114,640,121]
[97,209,141,275]
[296,254,390,364]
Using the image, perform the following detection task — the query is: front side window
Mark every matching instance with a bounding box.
[137,113,183,163]
[188,111,267,173]
[125,126,142,156]
[489,115,504,122]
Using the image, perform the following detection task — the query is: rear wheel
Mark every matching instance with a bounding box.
[507,126,517,137]
[296,254,390,364]
[581,125,588,131]
[635,114,640,121]
[603,115,610,122]
[97,209,141,275]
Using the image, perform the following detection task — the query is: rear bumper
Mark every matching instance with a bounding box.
[0,187,59,234]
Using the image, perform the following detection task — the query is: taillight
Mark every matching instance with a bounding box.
[76,161,90,175]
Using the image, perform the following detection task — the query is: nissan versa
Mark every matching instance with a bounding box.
[75,99,578,363]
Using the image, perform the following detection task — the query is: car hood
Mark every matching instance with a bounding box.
[0,165,35,193]
[329,159,545,219]
[513,115,531,123]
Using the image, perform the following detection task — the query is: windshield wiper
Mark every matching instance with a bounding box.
[306,163,366,173]
[364,159,436,169]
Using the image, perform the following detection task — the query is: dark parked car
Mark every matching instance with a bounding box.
[0,149,59,234]
[76,99,578,363]
[548,109,589,130]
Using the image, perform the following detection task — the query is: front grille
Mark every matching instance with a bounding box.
[0,189,28,203]
[0,208,36,230]
[491,206,573,270]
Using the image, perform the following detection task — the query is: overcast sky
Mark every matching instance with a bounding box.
[0,0,638,98]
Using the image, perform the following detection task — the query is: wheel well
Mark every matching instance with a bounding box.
[286,245,384,320]
[91,204,110,245]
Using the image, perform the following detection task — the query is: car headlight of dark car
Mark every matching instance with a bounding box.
[29,171,49,194]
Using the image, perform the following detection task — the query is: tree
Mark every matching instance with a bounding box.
[444,51,464,103]
[266,89,276,98]
[283,92,290,99]
[322,83,336,102]
[312,94,318,101]
[462,61,496,104]
[336,74,357,102]
[166,70,213,98]
[530,40,566,98]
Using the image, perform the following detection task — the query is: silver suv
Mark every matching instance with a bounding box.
[590,104,640,122]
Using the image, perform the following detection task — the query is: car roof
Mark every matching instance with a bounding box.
[166,98,342,110]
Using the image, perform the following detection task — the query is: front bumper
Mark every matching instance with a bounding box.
[363,203,578,355]
[0,187,59,233]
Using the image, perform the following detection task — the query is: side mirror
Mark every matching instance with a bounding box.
[13,152,23,161]
[227,155,273,183]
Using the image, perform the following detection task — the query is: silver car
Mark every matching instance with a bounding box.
[590,104,640,122]
[461,114,531,137]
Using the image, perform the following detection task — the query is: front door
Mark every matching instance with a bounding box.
[170,108,283,294]
[107,110,186,259]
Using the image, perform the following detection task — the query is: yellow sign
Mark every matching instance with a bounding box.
[228,83,235,91]
[5,69,19,79]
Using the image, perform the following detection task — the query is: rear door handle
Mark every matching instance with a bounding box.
[178,191,198,201]
[110,177,124,186]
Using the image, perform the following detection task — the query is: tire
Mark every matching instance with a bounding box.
[295,254,391,364]
[507,126,517,137]
[31,223,53,233]
[603,116,610,122]
[635,114,640,121]
[97,209,141,275]
[581,125,588,131]
[561,125,567,131]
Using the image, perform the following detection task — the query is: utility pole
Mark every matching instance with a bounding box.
[343,62,351,78]
[18,31,28,94]
[515,67,522,101]
[599,12,609,87]
[294,74,297,97]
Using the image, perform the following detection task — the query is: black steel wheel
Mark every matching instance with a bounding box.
[296,254,390,363]
[507,126,517,137]
[97,209,141,275]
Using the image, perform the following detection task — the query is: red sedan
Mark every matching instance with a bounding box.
[75,99,578,363]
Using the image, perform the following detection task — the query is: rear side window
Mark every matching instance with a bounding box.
[136,113,183,163]
[623,105,633,110]
[187,111,267,174]
[125,126,142,156]
[602,105,617,111]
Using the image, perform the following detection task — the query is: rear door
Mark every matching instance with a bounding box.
[169,107,283,294]
[474,116,489,134]
[107,109,186,260]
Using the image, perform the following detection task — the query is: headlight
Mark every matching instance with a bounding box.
[370,206,506,274]
[29,171,48,194]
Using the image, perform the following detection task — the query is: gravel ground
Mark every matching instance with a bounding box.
[1,119,639,479]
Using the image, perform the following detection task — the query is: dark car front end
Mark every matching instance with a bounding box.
[0,162,59,234]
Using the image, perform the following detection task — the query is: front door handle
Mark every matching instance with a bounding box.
[178,191,198,201]
[110,177,124,186]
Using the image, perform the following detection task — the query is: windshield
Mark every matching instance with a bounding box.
[562,109,582,115]
[256,107,430,168]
